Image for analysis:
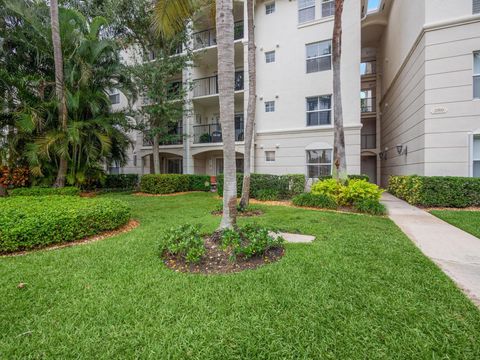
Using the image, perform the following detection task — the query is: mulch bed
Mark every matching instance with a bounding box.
[163,237,285,274]
[210,209,264,217]
[2,219,140,257]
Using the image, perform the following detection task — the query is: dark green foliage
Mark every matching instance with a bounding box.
[354,199,387,216]
[158,224,205,263]
[0,196,130,253]
[104,174,139,190]
[255,189,280,201]
[292,193,338,210]
[388,176,480,208]
[9,186,80,197]
[217,173,305,199]
[221,225,285,260]
[140,174,210,194]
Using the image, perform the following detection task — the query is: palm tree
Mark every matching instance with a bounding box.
[49,0,68,188]
[239,0,255,210]
[332,0,347,183]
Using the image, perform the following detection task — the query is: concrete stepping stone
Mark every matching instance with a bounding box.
[272,232,315,243]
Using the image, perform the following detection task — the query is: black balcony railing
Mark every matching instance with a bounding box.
[193,120,244,144]
[143,127,183,147]
[361,60,376,76]
[192,21,244,50]
[193,71,244,98]
[361,97,376,113]
[361,134,377,149]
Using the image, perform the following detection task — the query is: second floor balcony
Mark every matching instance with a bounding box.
[143,126,184,147]
[361,97,376,114]
[193,21,244,50]
[193,71,244,98]
[193,118,244,144]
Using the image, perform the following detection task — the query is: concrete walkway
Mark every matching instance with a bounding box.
[381,193,480,306]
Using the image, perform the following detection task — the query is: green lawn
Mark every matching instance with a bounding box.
[431,210,480,239]
[1,193,480,359]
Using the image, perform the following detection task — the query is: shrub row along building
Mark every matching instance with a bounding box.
[110,0,480,186]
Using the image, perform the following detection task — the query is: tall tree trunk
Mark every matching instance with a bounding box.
[332,0,347,183]
[239,0,256,210]
[216,0,237,229]
[152,134,161,174]
[50,0,68,188]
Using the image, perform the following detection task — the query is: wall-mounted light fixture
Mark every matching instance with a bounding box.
[396,144,407,156]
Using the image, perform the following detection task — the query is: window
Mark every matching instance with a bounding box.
[266,2,275,14]
[167,159,183,174]
[265,51,276,63]
[474,0,480,14]
[265,151,276,162]
[322,0,335,17]
[474,52,480,99]
[473,135,480,177]
[298,0,315,23]
[109,93,120,104]
[306,149,332,178]
[306,95,332,126]
[306,40,332,73]
[265,101,275,112]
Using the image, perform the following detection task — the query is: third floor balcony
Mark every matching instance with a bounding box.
[193,71,244,98]
[192,21,244,50]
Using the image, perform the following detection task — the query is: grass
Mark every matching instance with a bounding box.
[431,210,480,239]
[1,192,479,359]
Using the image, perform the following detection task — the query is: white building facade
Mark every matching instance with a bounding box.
[112,0,480,186]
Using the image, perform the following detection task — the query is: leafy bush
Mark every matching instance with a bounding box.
[292,193,338,210]
[354,199,387,216]
[310,179,342,200]
[217,173,305,200]
[140,174,210,194]
[221,225,285,260]
[339,179,384,206]
[388,175,480,208]
[0,196,130,253]
[9,186,80,197]
[316,174,370,182]
[0,166,30,188]
[158,224,205,263]
[255,189,280,201]
[104,174,139,190]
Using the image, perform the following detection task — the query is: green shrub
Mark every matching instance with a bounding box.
[310,179,342,200]
[388,176,480,208]
[292,193,337,209]
[0,196,130,253]
[104,174,138,190]
[255,189,280,201]
[185,175,211,192]
[217,173,305,200]
[317,174,370,182]
[354,199,387,216]
[339,179,384,206]
[140,174,210,194]
[221,225,285,260]
[158,224,205,263]
[9,186,80,197]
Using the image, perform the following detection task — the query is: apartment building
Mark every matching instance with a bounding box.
[112,0,480,186]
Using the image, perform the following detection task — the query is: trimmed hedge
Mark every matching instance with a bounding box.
[292,193,337,209]
[9,186,80,197]
[0,196,130,253]
[217,173,305,200]
[140,174,210,194]
[388,175,480,208]
[104,174,139,190]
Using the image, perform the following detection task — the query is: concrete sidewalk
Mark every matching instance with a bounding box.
[381,193,480,307]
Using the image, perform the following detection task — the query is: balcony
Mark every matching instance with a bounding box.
[193,71,244,98]
[361,97,376,114]
[143,127,184,147]
[192,21,244,50]
[361,134,377,150]
[193,120,244,144]
[361,60,376,77]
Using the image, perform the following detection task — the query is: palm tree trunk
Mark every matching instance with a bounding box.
[216,0,237,229]
[239,0,256,210]
[152,134,161,174]
[50,0,68,188]
[332,0,347,183]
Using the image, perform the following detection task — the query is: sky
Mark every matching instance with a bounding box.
[368,0,381,11]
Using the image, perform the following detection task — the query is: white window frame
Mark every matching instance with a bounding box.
[306,149,333,179]
[265,2,275,15]
[265,151,276,162]
[298,0,315,24]
[306,40,332,73]
[470,131,480,177]
[109,93,120,105]
[321,0,335,18]
[265,50,276,63]
[306,95,332,126]
[474,51,480,99]
[265,101,275,112]
[474,0,480,14]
